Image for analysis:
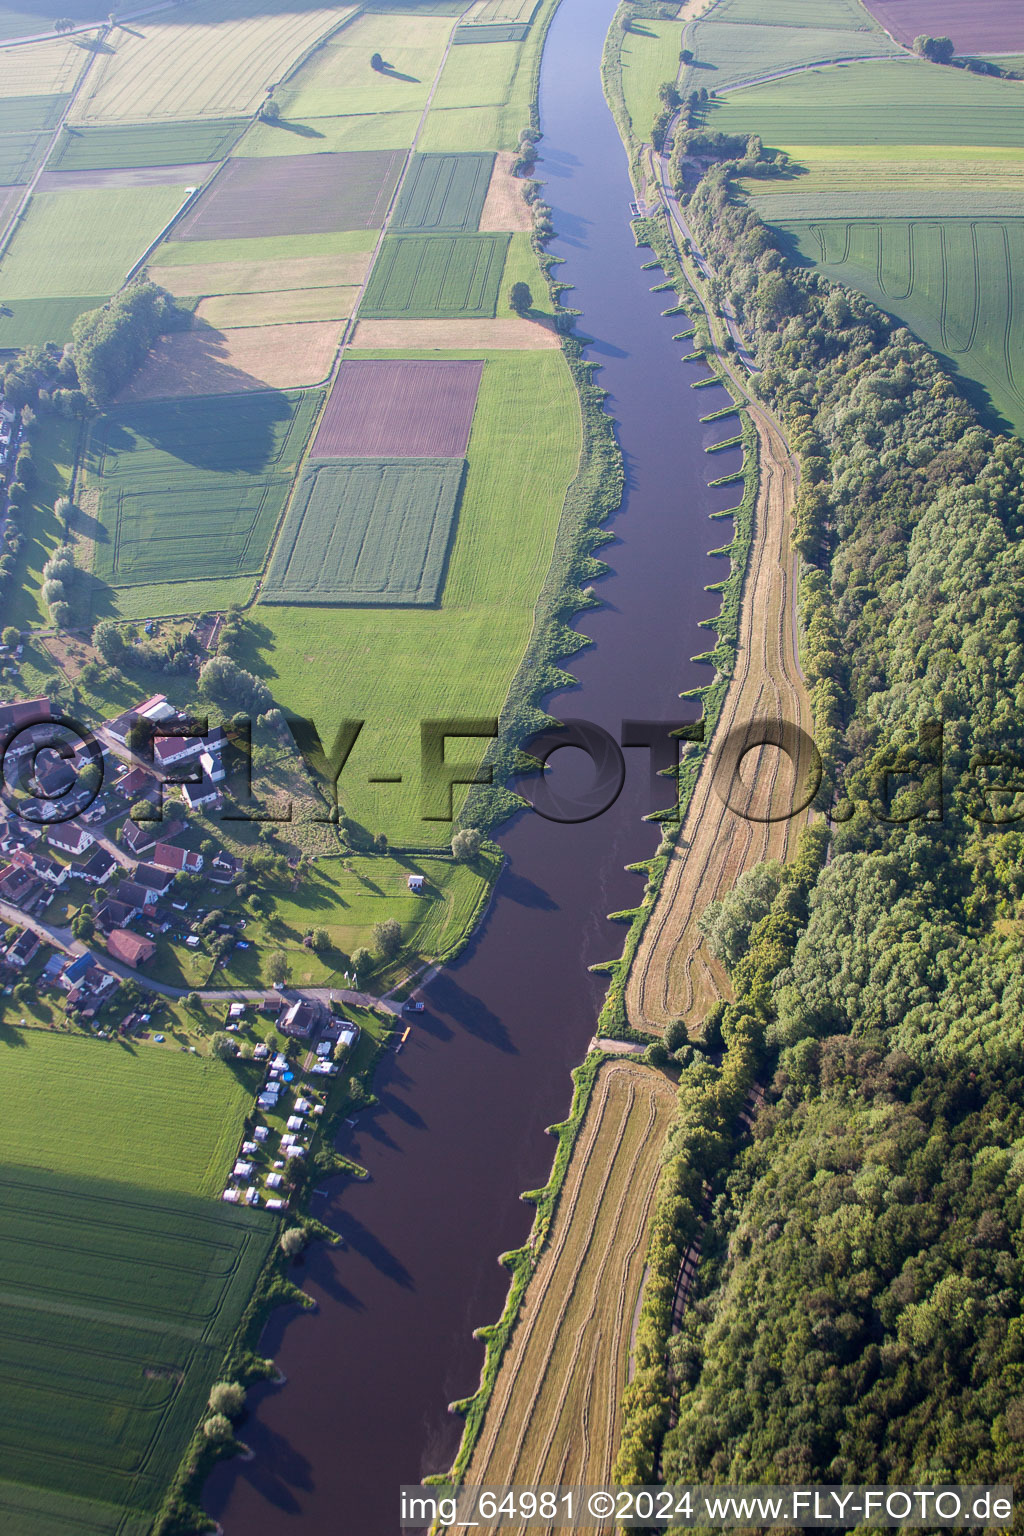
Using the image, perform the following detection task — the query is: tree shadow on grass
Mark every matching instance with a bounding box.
[0,1021,29,1045]
[375,61,419,82]
[265,118,325,139]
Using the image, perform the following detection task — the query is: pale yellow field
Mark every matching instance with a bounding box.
[69,0,356,123]
[196,285,356,326]
[150,251,371,296]
[0,36,89,97]
[431,39,520,110]
[480,150,533,232]
[350,316,559,349]
[118,320,342,400]
[462,1061,676,1523]
[274,13,453,119]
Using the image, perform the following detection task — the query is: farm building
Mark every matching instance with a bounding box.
[407,873,425,891]
[105,694,174,746]
[153,735,205,770]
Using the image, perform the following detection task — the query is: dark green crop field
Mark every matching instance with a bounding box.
[0,93,68,134]
[262,456,465,605]
[85,388,322,588]
[0,129,51,183]
[392,151,495,232]
[358,232,510,317]
[0,1164,274,1532]
[50,118,248,170]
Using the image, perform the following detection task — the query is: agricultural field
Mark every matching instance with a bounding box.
[151,226,376,269]
[0,128,50,182]
[0,0,98,39]
[0,183,191,298]
[350,315,559,347]
[238,347,580,844]
[262,456,466,605]
[464,1062,677,1511]
[0,1161,273,1531]
[116,319,343,401]
[461,0,539,23]
[84,389,321,593]
[197,285,357,326]
[781,217,1024,436]
[861,0,1020,53]
[0,35,85,96]
[706,58,1024,147]
[0,1030,253,1197]
[268,12,454,120]
[359,232,510,317]
[430,38,521,109]
[310,358,484,457]
[479,149,533,231]
[150,249,373,297]
[737,143,1024,219]
[392,151,495,233]
[619,17,683,143]
[173,148,403,241]
[69,0,357,123]
[679,20,902,99]
[707,0,876,27]
[238,108,421,155]
[49,118,248,170]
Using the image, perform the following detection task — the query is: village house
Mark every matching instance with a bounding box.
[80,848,115,885]
[46,821,94,858]
[0,862,39,905]
[106,929,156,967]
[7,927,39,967]
[0,697,51,756]
[135,863,175,898]
[116,879,156,910]
[181,780,220,812]
[153,735,205,771]
[105,694,174,747]
[94,898,135,934]
[116,766,160,803]
[151,842,202,875]
[120,820,157,857]
[280,998,318,1038]
[31,853,67,888]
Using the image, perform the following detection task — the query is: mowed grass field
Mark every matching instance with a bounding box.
[238,347,580,843]
[0,1161,273,1531]
[393,152,495,232]
[84,389,321,589]
[50,118,248,170]
[239,106,422,155]
[360,232,510,317]
[680,19,901,99]
[619,17,683,143]
[706,58,1024,146]
[262,456,465,605]
[782,216,1024,436]
[0,184,190,298]
[69,0,357,122]
[416,10,549,151]
[464,1062,677,1515]
[0,1030,252,1196]
[151,226,376,269]
[268,12,453,120]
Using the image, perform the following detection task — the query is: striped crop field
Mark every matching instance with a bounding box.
[709,0,883,27]
[50,118,248,170]
[359,232,511,317]
[85,389,321,588]
[262,457,465,605]
[705,58,1024,147]
[69,0,357,123]
[392,152,496,233]
[0,35,85,96]
[738,143,1024,221]
[782,217,1024,436]
[462,1062,677,1522]
[0,1161,273,1533]
[680,19,902,98]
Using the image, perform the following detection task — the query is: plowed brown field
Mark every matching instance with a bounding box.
[462,1061,676,1523]
[310,358,483,457]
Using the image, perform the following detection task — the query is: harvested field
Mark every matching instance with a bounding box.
[626,397,812,1033]
[117,320,342,400]
[197,285,357,327]
[0,183,190,298]
[310,358,483,457]
[0,36,85,96]
[273,13,453,119]
[393,151,495,233]
[86,388,320,587]
[150,250,372,296]
[359,232,510,318]
[464,1062,676,1510]
[68,0,356,123]
[37,161,219,191]
[172,149,403,241]
[861,0,1021,52]
[479,149,532,231]
[49,118,247,170]
[0,1161,273,1532]
[350,315,558,347]
[262,456,465,605]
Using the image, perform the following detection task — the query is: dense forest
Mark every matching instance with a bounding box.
[618,151,1024,1497]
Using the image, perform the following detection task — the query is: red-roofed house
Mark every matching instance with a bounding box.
[106,929,156,967]
[152,842,203,874]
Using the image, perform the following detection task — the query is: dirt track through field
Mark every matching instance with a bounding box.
[462,1062,676,1525]
[625,392,812,1034]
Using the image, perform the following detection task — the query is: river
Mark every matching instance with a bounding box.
[206,0,744,1530]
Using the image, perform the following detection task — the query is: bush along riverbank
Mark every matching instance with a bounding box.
[612,129,1024,1491]
[590,210,760,1043]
